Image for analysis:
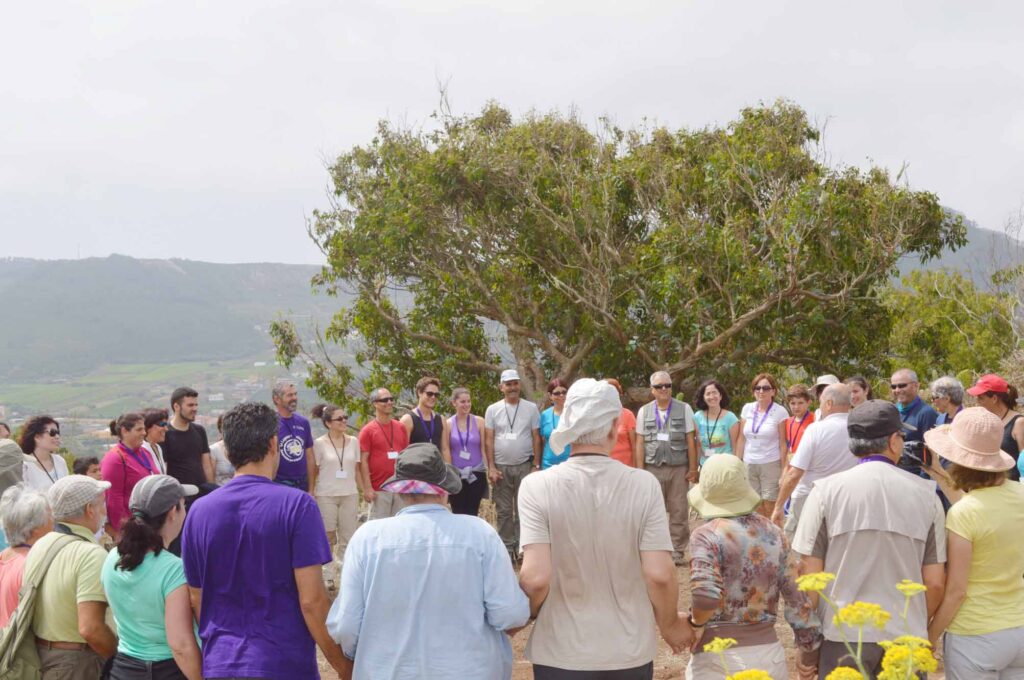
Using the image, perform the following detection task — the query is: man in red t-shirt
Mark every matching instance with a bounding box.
[358,388,410,519]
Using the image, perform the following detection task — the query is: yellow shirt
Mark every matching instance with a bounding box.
[946,482,1024,635]
[24,523,107,643]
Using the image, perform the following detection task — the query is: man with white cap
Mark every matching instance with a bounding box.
[484,368,541,562]
[23,474,117,679]
[811,374,838,420]
[793,399,946,678]
[328,442,529,679]
[518,378,689,679]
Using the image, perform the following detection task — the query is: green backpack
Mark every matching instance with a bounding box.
[0,535,85,679]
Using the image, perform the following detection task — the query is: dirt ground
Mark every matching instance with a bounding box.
[318,501,946,679]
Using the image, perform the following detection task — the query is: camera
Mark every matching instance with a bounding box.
[897,440,932,474]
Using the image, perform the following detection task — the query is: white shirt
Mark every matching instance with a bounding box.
[142,441,168,475]
[740,402,788,464]
[22,453,69,491]
[790,412,855,499]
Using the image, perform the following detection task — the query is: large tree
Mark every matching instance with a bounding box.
[274,100,964,411]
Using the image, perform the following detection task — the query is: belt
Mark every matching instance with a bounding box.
[36,638,90,651]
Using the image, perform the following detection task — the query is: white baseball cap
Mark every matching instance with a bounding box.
[500,369,521,383]
[549,379,622,453]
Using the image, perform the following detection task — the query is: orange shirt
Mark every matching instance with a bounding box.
[610,408,637,466]
[784,412,815,454]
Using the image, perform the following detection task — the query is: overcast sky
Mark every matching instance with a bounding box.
[3,1,1022,264]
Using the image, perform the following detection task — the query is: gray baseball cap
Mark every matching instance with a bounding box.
[129,475,198,519]
[847,399,917,439]
[49,474,112,520]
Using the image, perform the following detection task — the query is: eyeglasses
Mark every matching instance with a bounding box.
[330,416,348,422]
[890,383,910,390]
[551,390,568,396]
[928,395,945,402]
[652,384,672,390]
[753,385,774,392]
[423,391,440,398]
[45,428,60,437]
[375,397,395,403]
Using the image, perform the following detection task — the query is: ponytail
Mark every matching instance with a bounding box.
[116,508,170,571]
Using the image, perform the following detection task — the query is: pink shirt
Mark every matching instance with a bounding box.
[0,549,27,627]
[101,443,158,536]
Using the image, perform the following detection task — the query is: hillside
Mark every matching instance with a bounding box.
[0,255,341,380]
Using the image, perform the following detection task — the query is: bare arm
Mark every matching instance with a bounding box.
[922,455,964,504]
[201,452,215,484]
[440,418,452,464]
[532,428,542,468]
[305,448,316,494]
[634,416,646,469]
[927,532,966,643]
[399,414,413,438]
[923,560,947,626]
[484,428,500,483]
[295,564,353,678]
[641,550,690,653]
[77,601,117,658]
[728,420,740,452]
[686,431,698,482]
[772,466,806,526]
[735,420,746,460]
[519,543,552,618]
[777,420,788,463]
[164,585,204,680]
[188,586,202,622]
[799,555,825,609]
[627,428,639,467]
[359,458,376,503]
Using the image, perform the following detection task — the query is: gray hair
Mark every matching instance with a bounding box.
[272,380,295,400]
[929,376,964,406]
[821,384,852,407]
[892,368,919,383]
[849,436,892,457]
[368,387,389,404]
[1,485,50,545]
[649,371,671,387]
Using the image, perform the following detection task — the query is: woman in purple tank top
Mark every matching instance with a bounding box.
[448,387,488,516]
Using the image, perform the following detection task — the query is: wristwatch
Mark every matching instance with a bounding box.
[687,611,705,628]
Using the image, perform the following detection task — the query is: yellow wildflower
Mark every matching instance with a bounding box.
[877,641,938,678]
[895,579,927,597]
[890,635,930,649]
[833,601,890,630]
[703,637,738,654]
[726,671,773,680]
[796,572,836,593]
[912,647,939,673]
[825,668,864,680]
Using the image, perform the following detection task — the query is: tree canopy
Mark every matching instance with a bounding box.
[274,99,965,411]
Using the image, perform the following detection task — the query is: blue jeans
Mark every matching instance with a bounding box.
[107,653,186,680]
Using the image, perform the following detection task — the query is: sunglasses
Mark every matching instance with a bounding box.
[753,385,774,392]
[329,416,348,422]
[551,390,568,396]
[890,383,910,390]
[45,428,60,437]
[156,421,169,428]
[652,384,672,390]
[423,391,440,398]
[375,397,395,403]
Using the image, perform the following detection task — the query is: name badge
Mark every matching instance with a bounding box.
[387,450,399,460]
[656,432,670,442]
[500,432,519,441]
[335,470,348,479]
[459,449,472,460]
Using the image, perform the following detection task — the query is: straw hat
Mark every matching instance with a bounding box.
[923,406,1015,472]
[687,455,761,519]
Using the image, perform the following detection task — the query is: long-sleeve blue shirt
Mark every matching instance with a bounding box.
[327,503,530,680]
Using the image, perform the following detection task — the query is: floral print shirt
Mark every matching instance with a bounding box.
[689,513,822,652]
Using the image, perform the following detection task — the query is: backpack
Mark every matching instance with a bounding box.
[0,534,85,679]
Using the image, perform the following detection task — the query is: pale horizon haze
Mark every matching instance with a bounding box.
[3,1,1023,264]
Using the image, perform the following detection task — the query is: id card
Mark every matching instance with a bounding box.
[335,470,348,479]
[459,449,472,460]
[656,432,670,442]
[500,432,519,441]
[387,450,399,460]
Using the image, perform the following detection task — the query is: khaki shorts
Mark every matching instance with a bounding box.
[747,460,782,501]
[686,641,787,680]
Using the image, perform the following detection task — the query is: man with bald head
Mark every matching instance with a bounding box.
[635,371,698,565]
[890,368,937,446]
[772,383,855,539]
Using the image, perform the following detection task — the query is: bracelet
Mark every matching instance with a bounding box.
[687,612,705,628]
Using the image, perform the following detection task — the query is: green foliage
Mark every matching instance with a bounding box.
[883,270,1017,380]
[283,99,965,405]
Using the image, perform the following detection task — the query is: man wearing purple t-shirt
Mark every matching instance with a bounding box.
[181,401,350,680]
[272,380,316,493]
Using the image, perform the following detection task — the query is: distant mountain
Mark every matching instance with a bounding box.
[899,219,1022,286]
[0,255,342,380]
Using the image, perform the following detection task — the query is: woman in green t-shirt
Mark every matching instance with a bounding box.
[100,475,202,680]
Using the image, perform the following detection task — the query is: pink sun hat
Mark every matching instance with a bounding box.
[923,406,1015,472]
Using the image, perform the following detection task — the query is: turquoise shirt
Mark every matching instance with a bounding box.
[694,410,739,465]
[101,548,190,661]
[539,407,570,468]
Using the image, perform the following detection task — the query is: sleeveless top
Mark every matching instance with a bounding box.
[410,409,443,448]
[448,415,484,471]
[1003,414,1021,482]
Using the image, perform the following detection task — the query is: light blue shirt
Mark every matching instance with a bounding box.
[327,503,530,680]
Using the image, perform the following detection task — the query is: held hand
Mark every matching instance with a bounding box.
[364,488,377,503]
[488,467,502,484]
[770,506,784,528]
[686,469,698,484]
[661,612,695,655]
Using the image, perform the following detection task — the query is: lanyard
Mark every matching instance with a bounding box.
[32,453,59,484]
[786,412,810,450]
[654,401,673,431]
[415,408,435,442]
[702,410,721,449]
[120,442,154,474]
[751,403,774,435]
[858,454,896,466]
[376,419,396,450]
[327,434,346,467]
[504,401,520,431]
[454,414,473,451]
